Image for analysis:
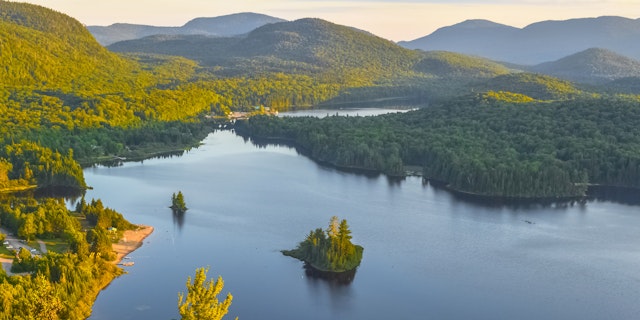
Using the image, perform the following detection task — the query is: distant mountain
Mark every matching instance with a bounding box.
[399,20,519,62]
[400,16,640,65]
[88,12,286,45]
[109,18,420,78]
[530,48,640,84]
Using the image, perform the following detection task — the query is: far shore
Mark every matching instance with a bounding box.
[112,225,154,265]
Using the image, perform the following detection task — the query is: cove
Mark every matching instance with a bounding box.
[86,130,640,320]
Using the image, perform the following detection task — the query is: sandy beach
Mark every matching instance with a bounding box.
[112,225,154,265]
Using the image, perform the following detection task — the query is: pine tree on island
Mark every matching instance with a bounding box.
[283,216,363,273]
[171,191,188,214]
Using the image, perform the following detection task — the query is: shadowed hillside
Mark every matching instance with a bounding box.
[530,48,640,84]
[400,16,640,64]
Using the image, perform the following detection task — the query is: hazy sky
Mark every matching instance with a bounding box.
[20,0,640,41]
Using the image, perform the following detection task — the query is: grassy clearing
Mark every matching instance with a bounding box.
[38,238,69,254]
[0,245,14,258]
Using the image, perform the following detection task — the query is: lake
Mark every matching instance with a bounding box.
[86,130,640,320]
[277,107,414,118]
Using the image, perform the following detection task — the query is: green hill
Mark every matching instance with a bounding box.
[0,2,138,92]
[475,73,581,100]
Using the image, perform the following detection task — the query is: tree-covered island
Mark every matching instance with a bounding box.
[171,191,188,214]
[283,216,363,273]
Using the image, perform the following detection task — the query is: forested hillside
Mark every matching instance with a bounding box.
[0,2,232,167]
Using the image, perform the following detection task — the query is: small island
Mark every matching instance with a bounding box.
[170,191,188,214]
[283,216,363,273]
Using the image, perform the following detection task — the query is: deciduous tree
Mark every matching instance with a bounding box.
[178,267,235,320]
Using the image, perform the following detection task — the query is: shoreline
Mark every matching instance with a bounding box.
[112,225,154,265]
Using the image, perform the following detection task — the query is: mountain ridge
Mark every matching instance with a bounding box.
[109,17,421,81]
[88,12,286,45]
[400,16,640,64]
[530,48,640,84]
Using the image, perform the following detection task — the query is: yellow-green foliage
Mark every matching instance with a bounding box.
[178,267,235,320]
[2,141,85,189]
[414,51,512,78]
[0,2,138,92]
[0,195,130,319]
[479,73,581,100]
[483,90,535,103]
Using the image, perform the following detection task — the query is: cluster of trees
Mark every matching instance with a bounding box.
[283,216,363,272]
[0,141,85,190]
[239,95,640,198]
[0,251,123,319]
[77,198,135,231]
[0,194,133,319]
[0,197,80,241]
[12,121,216,165]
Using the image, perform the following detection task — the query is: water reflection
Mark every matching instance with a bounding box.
[94,150,187,168]
[172,211,185,230]
[587,185,640,206]
[426,179,595,210]
[238,132,387,179]
[32,187,83,208]
[303,263,358,285]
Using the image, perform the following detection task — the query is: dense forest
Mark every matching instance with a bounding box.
[238,95,640,198]
[283,216,363,272]
[0,194,136,319]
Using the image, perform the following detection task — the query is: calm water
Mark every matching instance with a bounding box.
[277,107,414,118]
[86,130,640,320]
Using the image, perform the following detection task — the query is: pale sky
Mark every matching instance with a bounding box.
[19,0,640,41]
